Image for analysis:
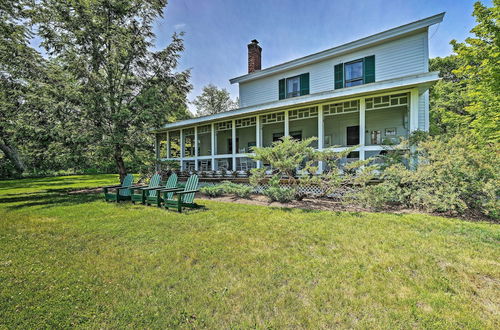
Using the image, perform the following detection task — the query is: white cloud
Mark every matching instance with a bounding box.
[174,23,186,30]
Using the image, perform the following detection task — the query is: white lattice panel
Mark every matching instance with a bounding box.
[198,181,330,196]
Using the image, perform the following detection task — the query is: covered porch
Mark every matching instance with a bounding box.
[154,88,422,173]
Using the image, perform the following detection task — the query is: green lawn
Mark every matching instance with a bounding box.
[0,175,499,328]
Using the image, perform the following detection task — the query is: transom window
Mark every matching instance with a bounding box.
[344,60,363,87]
[286,76,300,97]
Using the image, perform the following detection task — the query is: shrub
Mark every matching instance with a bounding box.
[356,133,499,218]
[219,181,253,198]
[262,175,296,203]
[200,181,253,198]
[263,186,296,203]
[200,185,224,197]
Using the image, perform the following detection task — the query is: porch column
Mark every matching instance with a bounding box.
[166,131,170,158]
[410,88,419,132]
[194,126,199,171]
[359,98,366,161]
[180,128,185,170]
[256,115,262,168]
[154,133,160,171]
[284,110,289,136]
[409,88,420,169]
[210,123,216,171]
[317,106,324,173]
[231,119,237,171]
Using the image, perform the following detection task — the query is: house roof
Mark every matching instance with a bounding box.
[153,71,439,132]
[229,12,445,84]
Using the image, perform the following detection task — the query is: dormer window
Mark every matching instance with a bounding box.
[286,76,300,97]
[279,73,309,100]
[345,60,364,87]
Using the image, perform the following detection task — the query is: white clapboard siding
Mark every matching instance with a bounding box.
[239,32,428,108]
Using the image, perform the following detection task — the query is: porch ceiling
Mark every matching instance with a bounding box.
[152,71,439,133]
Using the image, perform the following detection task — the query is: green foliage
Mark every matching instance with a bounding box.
[450,1,499,143]
[299,146,377,199]
[251,136,318,182]
[251,136,377,202]
[33,0,192,179]
[200,181,253,198]
[429,56,469,136]
[429,1,499,142]
[263,175,296,203]
[219,181,253,198]
[357,134,499,218]
[193,84,238,116]
[200,185,225,197]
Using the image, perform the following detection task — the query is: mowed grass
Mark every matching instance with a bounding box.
[0,175,499,328]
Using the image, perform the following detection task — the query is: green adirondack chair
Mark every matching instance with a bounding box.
[130,173,161,204]
[103,174,134,202]
[153,173,178,207]
[158,174,202,212]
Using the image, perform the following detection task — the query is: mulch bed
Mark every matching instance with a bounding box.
[69,187,497,223]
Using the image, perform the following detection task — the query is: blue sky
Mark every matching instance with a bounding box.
[154,0,489,113]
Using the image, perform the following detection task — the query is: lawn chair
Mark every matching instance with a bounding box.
[103,174,135,202]
[158,174,202,212]
[153,173,179,207]
[130,173,161,204]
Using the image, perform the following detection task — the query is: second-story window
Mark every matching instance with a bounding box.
[335,55,375,89]
[279,73,309,100]
[286,76,300,97]
[344,60,364,87]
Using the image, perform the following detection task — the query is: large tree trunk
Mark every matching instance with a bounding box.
[0,139,26,175]
[113,144,127,182]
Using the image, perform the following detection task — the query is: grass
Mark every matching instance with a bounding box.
[0,175,499,328]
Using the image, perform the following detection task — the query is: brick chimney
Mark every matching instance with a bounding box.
[247,39,262,73]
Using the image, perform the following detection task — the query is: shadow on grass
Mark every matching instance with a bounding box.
[0,181,79,191]
[1,189,211,215]
[1,189,104,211]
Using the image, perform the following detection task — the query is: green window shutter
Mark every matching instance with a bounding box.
[334,63,344,89]
[363,55,375,84]
[299,73,310,96]
[278,78,286,100]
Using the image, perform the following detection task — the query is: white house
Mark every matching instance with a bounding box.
[153,13,444,173]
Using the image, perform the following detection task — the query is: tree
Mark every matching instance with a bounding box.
[450,0,499,143]
[428,56,469,135]
[35,0,191,180]
[192,84,238,116]
[0,0,43,174]
[428,1,499,143]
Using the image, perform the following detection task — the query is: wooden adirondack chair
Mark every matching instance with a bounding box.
[158,174,202,212]
[152,173,178,207]
[103,174,135,202]
[130,173,161,204]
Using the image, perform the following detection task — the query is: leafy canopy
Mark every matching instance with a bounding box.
[193,84,238,116]
[34,0,192,179]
